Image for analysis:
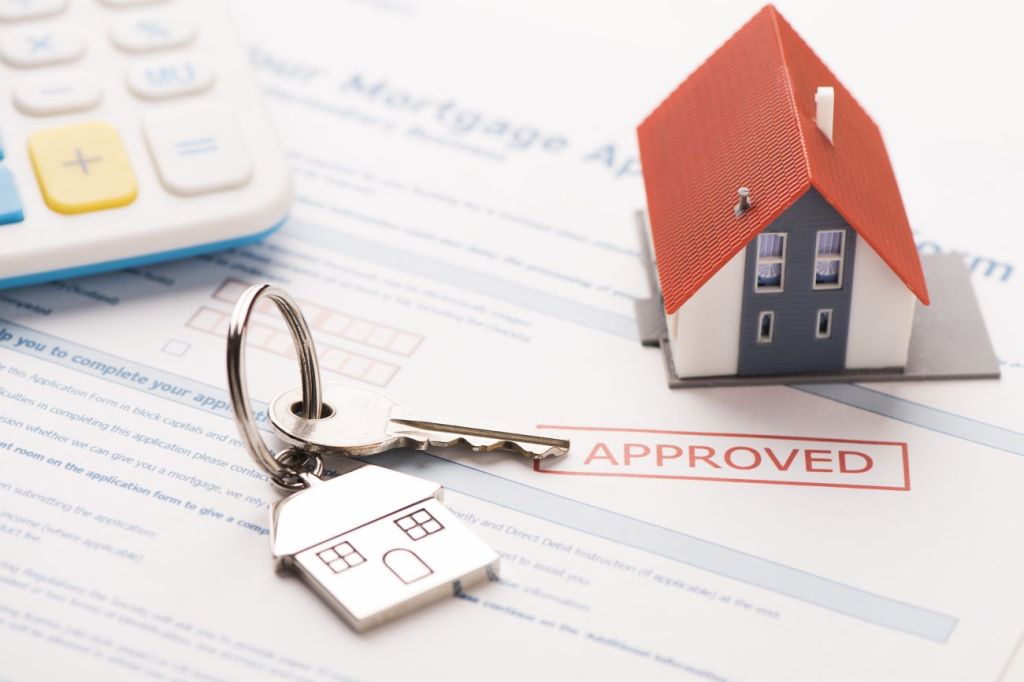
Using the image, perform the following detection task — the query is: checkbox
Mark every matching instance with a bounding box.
[321,348,350,372]
[247,322,274,347]
[363,363,397,386]
[162,339,190,357]
[367,327,396,348]
[389,332,422,356]
[266,332,296,357]
[342,355,370,378]
[188,307,222,332]
[344,320,373,341]
[321,313,352,336]
[215,279,248,303]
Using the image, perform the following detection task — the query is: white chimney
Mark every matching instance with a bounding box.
[815,86,834,143]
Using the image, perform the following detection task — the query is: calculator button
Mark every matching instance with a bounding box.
[14,75,102,115]
[0,0,67,22]
[109,13,196,53]
[126,56,214,99]
[143,105,252,195]
[0,26,86,67]
[28,122,137,214]
[0,166,24,225]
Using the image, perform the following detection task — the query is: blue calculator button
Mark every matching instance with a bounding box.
[0,166,25,225]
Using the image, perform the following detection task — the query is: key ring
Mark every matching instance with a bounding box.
[226,283,325,489]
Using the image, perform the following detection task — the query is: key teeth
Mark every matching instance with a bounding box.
[403,432,569,458]
[387,417,570,459]
[387,424,570,459]
[426,435,566,459]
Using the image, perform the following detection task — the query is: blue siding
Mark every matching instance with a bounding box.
[737,188,857,376]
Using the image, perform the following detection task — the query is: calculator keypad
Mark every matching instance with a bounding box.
[1,0,252,215]
[0,0,279,279]
[28,121,137,213]
[0,26,86,67]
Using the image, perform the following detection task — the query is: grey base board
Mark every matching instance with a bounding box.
[633,210,1001,388]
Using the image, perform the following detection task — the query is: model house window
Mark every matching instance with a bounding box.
[814,230,845,288]
[757,311,774,343]
[755,233,786,291]
[816,309,833,339]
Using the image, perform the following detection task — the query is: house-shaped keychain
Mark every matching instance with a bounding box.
[633,4,999,387]
[270,461,499,631]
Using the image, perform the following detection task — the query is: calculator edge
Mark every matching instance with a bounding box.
[0,213,287,289]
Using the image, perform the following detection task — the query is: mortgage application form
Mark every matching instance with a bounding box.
[2,1,1024,680]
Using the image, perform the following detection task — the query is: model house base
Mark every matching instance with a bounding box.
[634,212,1000,388]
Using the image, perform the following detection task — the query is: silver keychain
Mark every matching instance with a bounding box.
[226,284,525,631]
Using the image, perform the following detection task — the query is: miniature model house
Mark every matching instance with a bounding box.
[636,5,932,381]
[271,463,498,631]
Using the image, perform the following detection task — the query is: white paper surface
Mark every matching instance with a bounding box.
[2,1,1023,680]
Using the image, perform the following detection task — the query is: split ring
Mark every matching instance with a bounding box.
[226,283,324,488]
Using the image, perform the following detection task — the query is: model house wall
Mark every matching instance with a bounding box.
[736,189,856,376]
[666,251,745,378]
[845,241,916,369]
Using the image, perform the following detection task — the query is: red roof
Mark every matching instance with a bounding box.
[637,5,928,314]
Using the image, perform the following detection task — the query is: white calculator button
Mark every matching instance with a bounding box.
[109,14,196,53]
[14,74,102,115]
[0,0,68,22]
[144,105,253,195]
[127,56,214,99]
[0,26,86,67]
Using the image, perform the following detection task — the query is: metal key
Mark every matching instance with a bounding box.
[269,382,570,459]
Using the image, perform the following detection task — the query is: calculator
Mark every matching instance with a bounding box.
[0,0,291,289]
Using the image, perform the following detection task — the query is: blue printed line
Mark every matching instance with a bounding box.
[0,317,957,642]
[793,383,1024,457]
[281,218,639,340]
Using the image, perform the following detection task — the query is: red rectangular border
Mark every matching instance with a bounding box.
[534,425,911,492]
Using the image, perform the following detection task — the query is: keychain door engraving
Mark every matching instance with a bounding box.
[271,463,498,632]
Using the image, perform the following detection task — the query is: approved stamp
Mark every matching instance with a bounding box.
[534,426,910,491]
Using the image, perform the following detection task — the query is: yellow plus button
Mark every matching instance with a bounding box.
[28,122,138,214]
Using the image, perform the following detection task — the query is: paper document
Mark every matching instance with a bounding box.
[2,1,1024,680]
